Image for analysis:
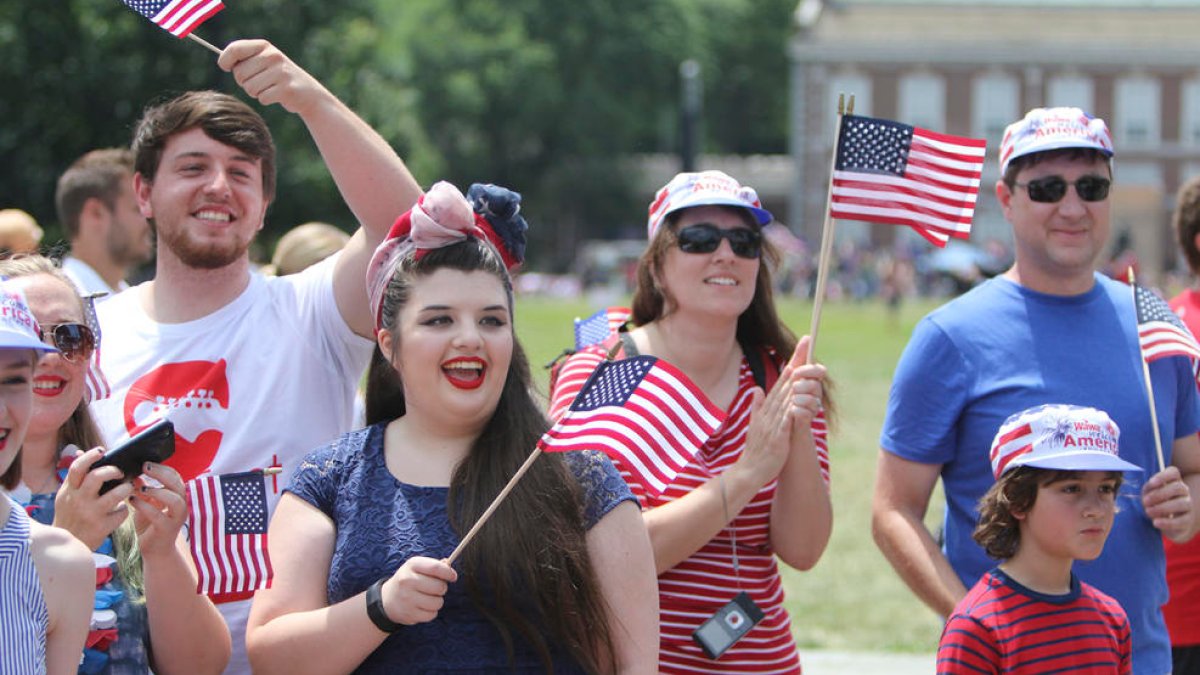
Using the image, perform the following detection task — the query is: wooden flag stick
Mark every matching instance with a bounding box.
[445,448,543,566]
[188,33,223,55]
[807,93,853,363]
[1129,267,1167,473]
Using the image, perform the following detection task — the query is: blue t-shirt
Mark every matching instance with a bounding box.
[881,274,1200,675]
[287,423,637,674]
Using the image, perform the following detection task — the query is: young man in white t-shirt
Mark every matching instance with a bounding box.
[87,39,423,673]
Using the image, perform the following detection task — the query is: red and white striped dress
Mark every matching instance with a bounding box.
[550,344,830,674]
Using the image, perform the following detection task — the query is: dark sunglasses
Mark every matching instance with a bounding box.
[675,224,763,259]
[1014,175,1111,203]
[40,323,96,362]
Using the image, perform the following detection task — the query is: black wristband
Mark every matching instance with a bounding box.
[366,579,402,633]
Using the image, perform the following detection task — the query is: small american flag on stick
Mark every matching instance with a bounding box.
[573,306,632,350]
[186,471,273,597]
[121,0,224,38]
[1135,283,1200,365]
[538,355,726,496]
[830,114,986,247]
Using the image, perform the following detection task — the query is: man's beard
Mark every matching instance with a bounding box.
[153,218,252,270]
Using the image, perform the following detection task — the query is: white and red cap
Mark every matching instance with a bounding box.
[0,282,55,354]
[989,404,1141,479]
[646,170,772,238]
[998,107,1113,175]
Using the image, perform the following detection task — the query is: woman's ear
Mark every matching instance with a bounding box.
[377,328,396,364]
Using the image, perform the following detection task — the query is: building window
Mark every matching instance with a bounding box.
[827,71,871,134]
[1181,79,1200,146]
[972,72,1018,140]
[1046,75,1095,114]
[1115,76,1161,147]
[899,73,945,131]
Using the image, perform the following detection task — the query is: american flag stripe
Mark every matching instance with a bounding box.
[989,421,1035,475]
[84,346,111,402]
[830,114,986,247]
[1140,323,1200,361]
[154,0,223,36]
[989,422,1032,461]
[189,477,224,594]
[122,0,225,38]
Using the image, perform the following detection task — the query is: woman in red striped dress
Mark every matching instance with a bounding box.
[549,170,833,674]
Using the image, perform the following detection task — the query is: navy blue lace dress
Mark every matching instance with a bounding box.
[287,423,636,674]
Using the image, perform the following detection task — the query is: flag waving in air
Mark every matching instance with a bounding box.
[830,114,986,247]
[186,470,273,598]
[1134,282,1200,365]
[121,0,224,38]
[538,355,726,496]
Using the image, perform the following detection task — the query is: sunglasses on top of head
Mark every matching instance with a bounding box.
[40,323,96,362]
[674,223,763,259]
[1013,175,1111,203]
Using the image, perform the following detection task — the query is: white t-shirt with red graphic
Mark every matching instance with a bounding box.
[87,253,373,673]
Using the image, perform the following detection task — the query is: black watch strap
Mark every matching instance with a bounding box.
[366,579,402,633]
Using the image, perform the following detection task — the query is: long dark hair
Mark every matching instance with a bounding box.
[365,238,616,673]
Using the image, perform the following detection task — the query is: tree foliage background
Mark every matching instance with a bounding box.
[0,0,795,269]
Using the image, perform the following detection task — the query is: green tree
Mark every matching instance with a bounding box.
[690,0,796,155]
[370,0,691,269]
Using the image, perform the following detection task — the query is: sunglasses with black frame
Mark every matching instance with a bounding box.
[1013,175,1111,203]
[673,223,763,259]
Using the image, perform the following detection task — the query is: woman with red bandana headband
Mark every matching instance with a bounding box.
[0,254,230,674]
[549,170,833,674]
[246,182,659,674]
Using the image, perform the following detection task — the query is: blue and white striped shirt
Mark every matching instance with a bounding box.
[0,495,49,674]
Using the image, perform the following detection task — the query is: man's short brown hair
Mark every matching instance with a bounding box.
[131,91,276,202]
[55,148,135,239]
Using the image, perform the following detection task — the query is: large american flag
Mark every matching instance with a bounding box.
[186,471,273,597]
[537,355,725,496]
[1135,283,1200,365]
[121,0,224,38]
[830,114,986,247]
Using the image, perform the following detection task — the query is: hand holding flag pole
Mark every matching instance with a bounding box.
[120,0,225,55]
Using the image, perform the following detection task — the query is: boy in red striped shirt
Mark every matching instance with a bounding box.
[937,404,1139,674]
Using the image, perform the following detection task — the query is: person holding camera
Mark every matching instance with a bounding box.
[548,170,833,673]
[0,255,229,674]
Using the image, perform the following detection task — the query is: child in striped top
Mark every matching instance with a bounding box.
[937,404,1139,674]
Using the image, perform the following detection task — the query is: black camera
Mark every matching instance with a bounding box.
[692,591,765,659]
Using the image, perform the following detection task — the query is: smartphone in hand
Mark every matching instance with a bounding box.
[91,419,176,495]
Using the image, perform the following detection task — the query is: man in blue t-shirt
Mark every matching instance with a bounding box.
[874,107,1200,675]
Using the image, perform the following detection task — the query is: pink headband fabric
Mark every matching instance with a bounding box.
[366,181,481,332]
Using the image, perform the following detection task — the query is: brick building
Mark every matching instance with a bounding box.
[789,0,1200,282]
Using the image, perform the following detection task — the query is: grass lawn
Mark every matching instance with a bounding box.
[515,294,948,654]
